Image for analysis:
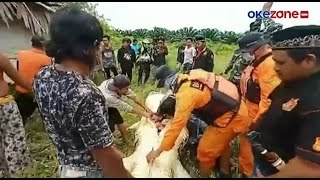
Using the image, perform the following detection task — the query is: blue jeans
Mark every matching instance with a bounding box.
[59,165,104,178]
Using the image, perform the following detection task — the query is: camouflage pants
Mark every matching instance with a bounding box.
[59,165,105,178]
[0,100,31,177]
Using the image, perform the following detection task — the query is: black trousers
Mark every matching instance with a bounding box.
[104,67,118,79]
[120,64,133,81]
[107,107,124,133]
[15,93,37,125]
[138,62,151,85]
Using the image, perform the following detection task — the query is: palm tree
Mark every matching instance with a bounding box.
[0,2,65,35]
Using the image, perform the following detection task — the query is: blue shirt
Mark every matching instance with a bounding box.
[130,44,140,54]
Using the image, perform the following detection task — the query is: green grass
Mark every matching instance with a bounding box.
[11,42,237,178]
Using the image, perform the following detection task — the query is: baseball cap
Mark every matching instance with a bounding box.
[238,32,268,53]
[155,65,177,88]
[107,74,131,91]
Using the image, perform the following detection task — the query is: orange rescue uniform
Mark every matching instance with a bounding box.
[241,54,281,122]
[159,71,254,176]
[15,48,51,93]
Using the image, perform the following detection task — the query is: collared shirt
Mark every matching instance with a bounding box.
[33,65,113,170]
[98,80,136,112]
[256,72,320,164]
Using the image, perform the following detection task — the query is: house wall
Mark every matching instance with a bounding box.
[0,20,33,58]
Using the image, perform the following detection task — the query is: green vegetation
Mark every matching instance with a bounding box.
[117,27,243,44]
[12,41,236,178]
[11,2,243,178]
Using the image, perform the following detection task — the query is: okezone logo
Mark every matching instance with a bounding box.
[248,10,309,19]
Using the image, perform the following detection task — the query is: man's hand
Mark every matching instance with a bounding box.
[262,2,273,12]
[151,114,162,122]
[146,148,162,163]
[143,111,153,119]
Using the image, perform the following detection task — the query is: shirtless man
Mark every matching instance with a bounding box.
[0,53,32,177]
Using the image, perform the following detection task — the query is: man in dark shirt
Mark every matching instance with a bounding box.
[101,35,118,79]
[254,25,320,177]
[153,37,168,67]
[117,38,136,81]
[176,43,185,70]
[192,35,214,72]
[33,6,132,178]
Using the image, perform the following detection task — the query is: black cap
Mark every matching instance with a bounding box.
[155,65,177,88]
[271,25,320,50]
[195,35,206,42]
[238,32,268,53]
[107,74,131,91]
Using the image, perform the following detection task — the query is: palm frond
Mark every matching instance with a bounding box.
[0,2,65,35]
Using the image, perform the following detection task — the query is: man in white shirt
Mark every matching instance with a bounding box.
[182,37,196,72]
[99,74,154,144]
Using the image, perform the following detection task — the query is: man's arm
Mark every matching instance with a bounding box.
[163,45,168,56]
[249,2,273,32]
[76,95,131,178]
[112,50,118,65]
[104,91,150,118]
[265,109,320,178]
[0,53,32,92]
[206,50,214,72]
[253,61,281,123]
[159,89,196,152]
[131,49,136,63]
[129,95,152,113]
[225,53,238,74]
[117,49,123,65]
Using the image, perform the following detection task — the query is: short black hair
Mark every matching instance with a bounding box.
[45,5,103,69]
[133,39,138,43]
[103,35,110,40]
[31,35,45,48]
[122,37,131,43]
[186,37,193,41]
[157,95,176,116]
[286,48,320,64]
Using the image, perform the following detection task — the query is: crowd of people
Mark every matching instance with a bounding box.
[0,2,319,178]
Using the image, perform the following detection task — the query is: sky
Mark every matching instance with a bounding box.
[95,2,319,33]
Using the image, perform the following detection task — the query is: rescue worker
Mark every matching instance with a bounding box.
[238,32,281,125]
[146,65,254,178]
[137,39,153,85]
[192,35,214,72]
[226,2,275,85]
[237,32,282,176]
[252,25,320,178]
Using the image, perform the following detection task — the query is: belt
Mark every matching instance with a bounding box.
[0,95,14,105]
